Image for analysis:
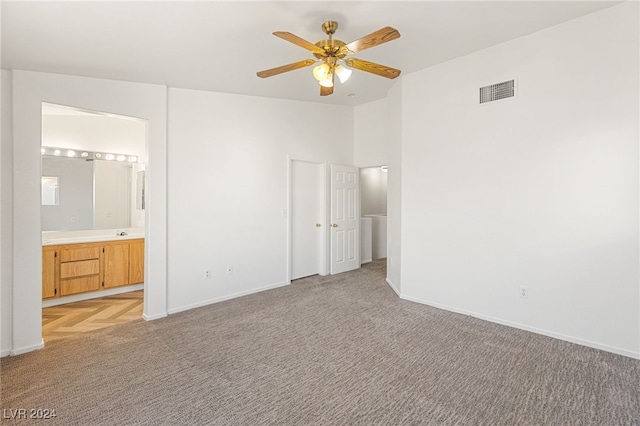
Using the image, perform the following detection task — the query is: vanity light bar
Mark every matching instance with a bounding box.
[41,146,138,163]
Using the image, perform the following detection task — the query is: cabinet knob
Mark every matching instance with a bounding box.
[332,224,338,228]
[315,223,322,227]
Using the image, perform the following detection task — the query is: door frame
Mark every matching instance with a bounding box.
[8,72,167,356]
[286,156,328,283]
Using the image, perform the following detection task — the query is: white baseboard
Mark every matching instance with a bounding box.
[400,294,640,360]
[361,258,372,264]
[385,278,401,297]
[1,349,12,358]
[143,312,168,321]
[43,284,144,308]
[11,339,45,356]
[167,281,290,315]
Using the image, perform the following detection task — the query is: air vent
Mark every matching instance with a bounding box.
[479,79,515,104]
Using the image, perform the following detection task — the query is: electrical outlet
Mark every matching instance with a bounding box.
[204,269,211,279]
[519,286,528,299]
[226,265,233,274]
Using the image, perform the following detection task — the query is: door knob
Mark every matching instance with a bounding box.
[332,224,338,227]
[315,223,322,227]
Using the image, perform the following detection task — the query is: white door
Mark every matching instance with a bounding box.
[291,160,324,280]
[330,164,360,274]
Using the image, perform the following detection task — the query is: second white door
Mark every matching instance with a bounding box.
[330,164,360,274]
[291,160,324,280]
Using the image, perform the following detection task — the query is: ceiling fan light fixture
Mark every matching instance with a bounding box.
[257,21,401,96]
[313,63,331,81]
[334,64,352,83]
[319,76,334,88]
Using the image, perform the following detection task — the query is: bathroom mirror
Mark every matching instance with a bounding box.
[41,154,145,231]
[41,103,147,231]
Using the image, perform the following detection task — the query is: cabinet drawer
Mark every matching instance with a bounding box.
[60,246,100,262]
[60,275,101,296]
[60,259,100,279]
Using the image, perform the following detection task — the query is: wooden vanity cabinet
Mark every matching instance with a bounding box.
[42,238,144,299]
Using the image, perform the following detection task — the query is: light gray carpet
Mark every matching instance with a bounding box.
[2,260,639,425]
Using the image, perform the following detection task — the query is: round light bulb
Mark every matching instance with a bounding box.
[67,150,76,157]
[53,150,61,156]
[81,152,89,158]
[105,154,115,160]
[128,156,138,163]
[313,63,330,81]
[319,78,334,88]
[335,64,352,83]
[117,155,126,162]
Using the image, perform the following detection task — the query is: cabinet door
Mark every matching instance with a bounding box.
[42,247,58,299]
[129,240,145,284]
[103,242,130,288]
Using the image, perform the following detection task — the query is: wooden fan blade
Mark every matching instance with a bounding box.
[257,59,316,78]
[273,31,326,55]
[341,26,400,54]
[320,85,334,96]
[344,58,401,79]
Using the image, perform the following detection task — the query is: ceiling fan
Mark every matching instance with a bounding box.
[257,21,401,96]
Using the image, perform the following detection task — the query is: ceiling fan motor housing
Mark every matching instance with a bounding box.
[313,39,347,59]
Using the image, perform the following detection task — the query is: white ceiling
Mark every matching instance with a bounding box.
[1,1,621,106]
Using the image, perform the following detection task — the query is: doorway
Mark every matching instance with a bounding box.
[290,159,326,280]
[360,166,388,263]
[40,103,147,341]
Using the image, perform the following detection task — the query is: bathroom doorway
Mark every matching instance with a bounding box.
[40,103,147,341]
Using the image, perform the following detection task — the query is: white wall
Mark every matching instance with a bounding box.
[354,98,389,168]
[167,88,353,313]
[7,70,167,355]
[1,70,13,355]
[387,82,403,294]
[400,3,639,357]
[360,167,388,215]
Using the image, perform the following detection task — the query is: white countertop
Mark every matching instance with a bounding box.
[42,228,145,246]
